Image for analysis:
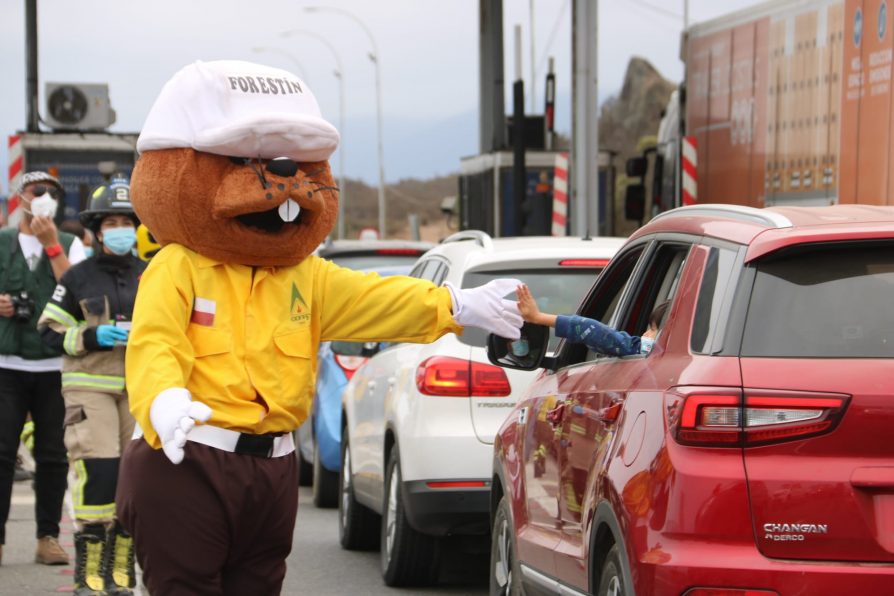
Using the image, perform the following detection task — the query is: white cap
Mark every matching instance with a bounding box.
[137,60,339,162]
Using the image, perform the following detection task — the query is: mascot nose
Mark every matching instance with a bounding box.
[266,157,299,178]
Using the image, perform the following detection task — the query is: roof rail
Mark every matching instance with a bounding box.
[649,204,792,229]
[441,230,494,250]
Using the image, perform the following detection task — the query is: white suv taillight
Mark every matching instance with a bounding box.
[415,356,511,397]
[665,387,849,447]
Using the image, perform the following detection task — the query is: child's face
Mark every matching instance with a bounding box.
[642,324,659,340]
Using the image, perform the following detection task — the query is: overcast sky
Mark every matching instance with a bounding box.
[0,0,757,192]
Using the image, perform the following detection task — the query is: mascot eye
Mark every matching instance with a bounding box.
[229,156,252,166]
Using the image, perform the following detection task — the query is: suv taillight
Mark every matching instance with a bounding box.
[333,355,367,380]
[415,356,511,397]
[665,387,849,447]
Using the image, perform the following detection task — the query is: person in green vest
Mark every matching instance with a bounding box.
[0,171,85,567]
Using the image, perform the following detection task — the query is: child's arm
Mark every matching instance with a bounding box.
[517,284,557,327]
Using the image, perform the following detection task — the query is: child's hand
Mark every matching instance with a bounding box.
[516,284,541,323]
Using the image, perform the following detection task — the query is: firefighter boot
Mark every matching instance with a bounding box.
[103,522,136,595]
[73,526,107,595]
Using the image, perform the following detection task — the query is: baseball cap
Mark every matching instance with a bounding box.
[18,171,64,196]
[137,60,339,162]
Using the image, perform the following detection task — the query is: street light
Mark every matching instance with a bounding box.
[304,6,387,239]
[280,29,348,240]
[249,46,309,81]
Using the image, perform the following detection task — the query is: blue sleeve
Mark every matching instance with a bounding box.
[555,315,641,356]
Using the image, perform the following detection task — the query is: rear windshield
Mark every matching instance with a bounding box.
[326,253,423,271]
[461,268,601,349]
[741,243,894,358]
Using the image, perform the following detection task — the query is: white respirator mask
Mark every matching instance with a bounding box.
[28,193,58,219]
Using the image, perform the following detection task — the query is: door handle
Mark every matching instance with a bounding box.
[546,402,566,427]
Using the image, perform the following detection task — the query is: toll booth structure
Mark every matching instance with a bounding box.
[7,132,138,225]
[458,150,616,237]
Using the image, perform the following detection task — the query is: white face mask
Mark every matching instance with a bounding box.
[28,193,58,219]
[640,336,655,354]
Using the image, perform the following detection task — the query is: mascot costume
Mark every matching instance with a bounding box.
[115,59,523,595]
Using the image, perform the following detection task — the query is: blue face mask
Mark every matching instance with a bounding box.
[102,227,136,256]
[640,336,655,354]
[83,246,94,258]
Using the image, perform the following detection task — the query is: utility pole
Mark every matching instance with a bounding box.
[25,0,39,133]
[571,0,599,236]
[479,0,506,153]
[511,25,526,237]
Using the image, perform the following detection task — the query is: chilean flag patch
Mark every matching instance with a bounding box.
[191,297,216,326]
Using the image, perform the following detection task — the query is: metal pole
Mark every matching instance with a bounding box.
[337,69,347,239]
[571,0,599,236]
[372,54,386,238]
[529,0,536,113]
[304,7,385,238]
[512,25,526,237]
[25,0,39,132]
[479,0,506,153]
[277,30,348,238]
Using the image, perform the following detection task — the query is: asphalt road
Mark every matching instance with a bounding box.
[0,481,490,595]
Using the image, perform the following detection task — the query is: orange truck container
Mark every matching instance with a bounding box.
[645,0,894,211]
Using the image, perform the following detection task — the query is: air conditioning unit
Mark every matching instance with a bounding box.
[45,83,116,130]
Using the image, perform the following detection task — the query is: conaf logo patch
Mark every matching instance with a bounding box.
[290,283,309,322]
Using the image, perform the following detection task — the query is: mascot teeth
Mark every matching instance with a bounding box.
[278,199,301,222]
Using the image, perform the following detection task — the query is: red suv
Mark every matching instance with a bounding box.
[488,205,894,595]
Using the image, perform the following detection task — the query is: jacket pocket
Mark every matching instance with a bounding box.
[273,327,312,359]
[64,405,86,427]
[187,325,232,357]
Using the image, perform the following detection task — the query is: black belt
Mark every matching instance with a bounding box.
[234,432,285,458]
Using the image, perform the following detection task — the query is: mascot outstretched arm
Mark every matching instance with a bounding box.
[115,60,521,595]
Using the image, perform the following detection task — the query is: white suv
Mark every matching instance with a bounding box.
[337,230,625,586]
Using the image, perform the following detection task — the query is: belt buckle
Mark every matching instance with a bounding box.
[234,433,275,458]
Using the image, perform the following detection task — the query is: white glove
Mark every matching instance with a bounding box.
[446,278,524,340]
[149,387,213,464]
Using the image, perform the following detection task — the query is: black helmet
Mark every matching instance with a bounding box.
[79,175,139,234]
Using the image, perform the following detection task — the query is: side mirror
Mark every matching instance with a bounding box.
[487,322,550,371]
[625,184,645,221]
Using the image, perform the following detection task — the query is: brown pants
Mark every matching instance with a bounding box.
[116,439,299,596]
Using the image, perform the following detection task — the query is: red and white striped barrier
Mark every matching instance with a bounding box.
[552,151,569,236]
[7,135,24,226]
[682,135,697,206]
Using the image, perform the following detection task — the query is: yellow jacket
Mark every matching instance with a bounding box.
[126,244,461,449]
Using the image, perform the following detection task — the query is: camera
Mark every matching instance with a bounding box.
[10,291,35,322]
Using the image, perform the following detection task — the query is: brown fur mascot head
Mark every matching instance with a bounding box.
[130,60,340,267]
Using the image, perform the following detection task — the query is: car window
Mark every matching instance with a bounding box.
[559,245,647,366]
[461,267,602,349]
[573,242,689,364]
[741,242,894,358]
[620,242,691,336]
[327,253,424,270]
[691,246,741,354]
[431,263,448,286]
[409,260,426,278]
[419,259,442,282]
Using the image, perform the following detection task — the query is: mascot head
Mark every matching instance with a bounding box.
[131,60,340,267]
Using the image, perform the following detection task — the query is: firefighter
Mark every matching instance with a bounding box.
[37,176,145,595]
